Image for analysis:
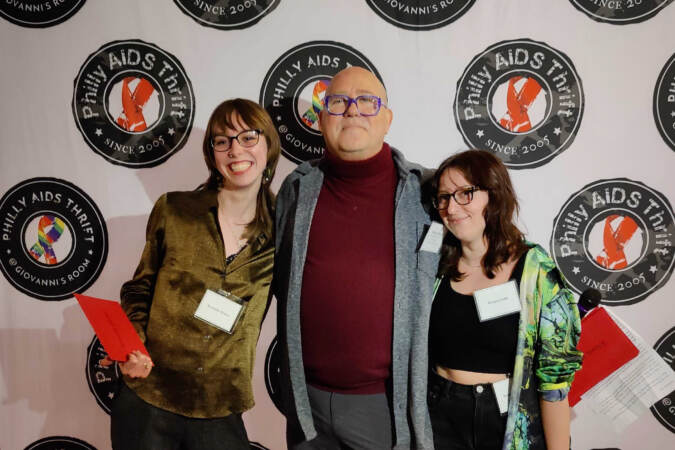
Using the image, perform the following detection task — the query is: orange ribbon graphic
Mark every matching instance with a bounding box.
[29,215,65,265]
[116,77,155,132]
[596,215,639,270]
[499,76,542,132]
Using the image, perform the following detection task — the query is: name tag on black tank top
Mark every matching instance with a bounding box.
[473,280,521,322]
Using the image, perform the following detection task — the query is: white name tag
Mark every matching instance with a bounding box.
[419,221,444,253]
[473,280,521,322]
[492,378,510,415]
[194,289,244,334]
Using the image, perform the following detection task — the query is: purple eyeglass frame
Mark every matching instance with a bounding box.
[323,94,384,116]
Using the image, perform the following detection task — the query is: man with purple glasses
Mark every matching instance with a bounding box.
[274,67,437,450]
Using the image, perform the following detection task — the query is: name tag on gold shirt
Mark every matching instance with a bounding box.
[194,289,245,334]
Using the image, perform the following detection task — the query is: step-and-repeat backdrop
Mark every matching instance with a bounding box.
[1,1,674,449]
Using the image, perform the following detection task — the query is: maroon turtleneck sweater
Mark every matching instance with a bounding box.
[300,143,397,394]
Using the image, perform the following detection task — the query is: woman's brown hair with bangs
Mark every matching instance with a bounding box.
[431,150,528,280]
[200,98,281,242]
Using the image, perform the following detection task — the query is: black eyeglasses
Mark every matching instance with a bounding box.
[211,129,263,152]
[323,94,385,116]
[432,186,484,209]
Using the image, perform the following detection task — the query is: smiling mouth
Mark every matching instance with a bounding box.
[229,161,252,173]
[448,216,469,225]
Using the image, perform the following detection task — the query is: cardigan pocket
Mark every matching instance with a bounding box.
[417,250,440,278]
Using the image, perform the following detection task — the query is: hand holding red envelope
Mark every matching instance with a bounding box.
[74,293,150,362]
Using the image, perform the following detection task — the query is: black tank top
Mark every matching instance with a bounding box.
[429,253,526,374]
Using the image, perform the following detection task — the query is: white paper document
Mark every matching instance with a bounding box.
[492,378,510,415]
[419,221,444,253]
[581,311,675,431]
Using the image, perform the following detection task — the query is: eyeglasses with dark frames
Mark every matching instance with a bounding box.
[323,94,385,116]
[211,129,263,152]
[432,186,484,209]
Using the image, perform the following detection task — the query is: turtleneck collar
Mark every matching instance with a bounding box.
[321,143,393,179]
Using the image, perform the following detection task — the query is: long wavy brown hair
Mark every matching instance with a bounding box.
[200,98,281,242]
[431,150,528,280]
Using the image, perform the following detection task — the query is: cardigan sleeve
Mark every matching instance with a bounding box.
[119,193,167,343]
[535,268,583,401]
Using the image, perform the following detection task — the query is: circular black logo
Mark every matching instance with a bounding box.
[264,335,284,414]
[654,53,675,152]
[173,0,279,30]
[365,0,476,30]
[0,0,85,28]
[569,0,673,24]
[551,178,674,305]
[454,38,584,169]
[86,335,120,414]
[72,39,195,168]
[260,40,383,164]
[24,436,96,450]
[0,178,108,301]
[651,326,675,433]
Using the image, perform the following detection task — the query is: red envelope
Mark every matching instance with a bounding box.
[74,293,149,362]
[568,307,639,406]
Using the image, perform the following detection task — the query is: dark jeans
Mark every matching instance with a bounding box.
[428,370,507,450]
[111,382,249,450]
[287,384,394,450]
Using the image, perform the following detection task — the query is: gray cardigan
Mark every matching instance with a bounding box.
[273,147,438,450]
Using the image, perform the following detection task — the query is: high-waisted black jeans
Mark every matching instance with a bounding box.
[428,369,507,450]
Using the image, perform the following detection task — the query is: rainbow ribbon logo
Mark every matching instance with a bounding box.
[29,215,66,265]
[302,80,329,128]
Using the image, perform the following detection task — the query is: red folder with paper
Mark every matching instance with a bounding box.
[74,293,149,362]
[568,307,640,407]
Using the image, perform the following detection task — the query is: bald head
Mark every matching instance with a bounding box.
[319,67,393,161]
[327,67,388,104]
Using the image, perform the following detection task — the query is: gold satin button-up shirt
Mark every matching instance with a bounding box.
[121,189,273,418]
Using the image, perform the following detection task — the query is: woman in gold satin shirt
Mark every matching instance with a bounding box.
[104,98,280,450]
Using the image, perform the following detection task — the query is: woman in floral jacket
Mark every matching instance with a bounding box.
[427,150,582,450]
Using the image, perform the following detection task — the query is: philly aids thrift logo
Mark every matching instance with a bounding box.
[654,53,675,152]
[174,0,279,29]
[365,0,476,30]
[569,0,673,24]
[260,41,383,164]
[0,0,85,28]
[551,178,674,305]
[454,39,584,169]
[0,178,107,301]
[651,326,675,433]
[72,39,195,168]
